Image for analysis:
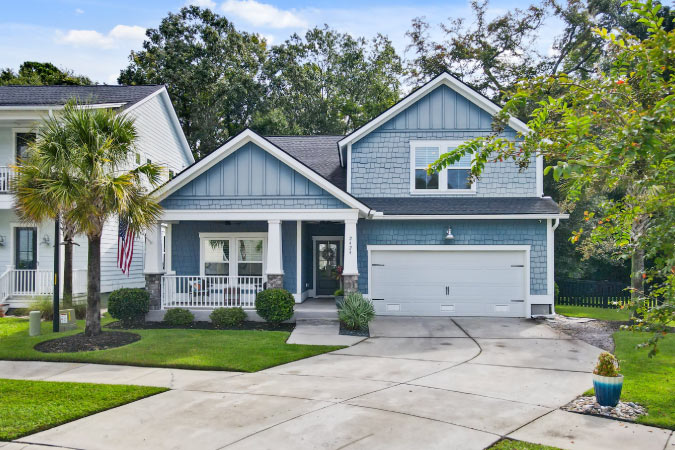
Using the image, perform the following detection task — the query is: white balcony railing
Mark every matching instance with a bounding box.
[161,275,265,309]
[0,166,13,193]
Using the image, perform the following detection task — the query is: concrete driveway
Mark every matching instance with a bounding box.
[6,317,672,450]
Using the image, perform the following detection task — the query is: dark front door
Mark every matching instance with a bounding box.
[14,227,37,292]
[316,239,342,296]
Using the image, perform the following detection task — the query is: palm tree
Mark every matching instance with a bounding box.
[13,112,78,307]
[14,102,163,336]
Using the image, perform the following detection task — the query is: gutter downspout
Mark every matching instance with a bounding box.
[552,218,560,231]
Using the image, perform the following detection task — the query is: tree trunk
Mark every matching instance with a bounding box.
[84,233,102,337]
[62,231,73,308]
[631,247,645,302]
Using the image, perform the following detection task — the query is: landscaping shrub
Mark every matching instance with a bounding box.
[163,308,194,327]
[210,307,247,328]
[338,292,375,330]
[73,303,87,320]
[34,297,53,320]
[108,288,150,327]
[255,289,294,325]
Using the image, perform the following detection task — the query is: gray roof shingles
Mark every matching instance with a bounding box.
[0,85,164,108]
[265,135,346,190]
[357,196,560,215]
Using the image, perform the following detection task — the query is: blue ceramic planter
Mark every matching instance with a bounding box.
[593,374,623,407]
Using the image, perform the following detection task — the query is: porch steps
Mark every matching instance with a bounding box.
[294,298,338,321]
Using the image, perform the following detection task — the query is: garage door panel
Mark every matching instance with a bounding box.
[370,249,527,317]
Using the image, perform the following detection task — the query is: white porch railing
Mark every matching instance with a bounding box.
[0,166,13,193]
[1,269,88,298]
[161,275,265,309]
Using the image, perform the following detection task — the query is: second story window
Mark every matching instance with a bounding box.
[411,140,475,194]
[15,132,36,162]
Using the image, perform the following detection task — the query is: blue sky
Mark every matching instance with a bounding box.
[2,0,561,84]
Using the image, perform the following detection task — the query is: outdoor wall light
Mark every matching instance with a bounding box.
[0,235,5,247]
[444,227,455,240]
[41,235,51,247]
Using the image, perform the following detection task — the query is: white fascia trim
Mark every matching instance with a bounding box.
[371,214,570,220]
[346,143,352,192]
[123,88,194,165]
[338,73,530,148]
[367,244,530,252]
[0,103,125,111]
[161,208,360,222]
[536,155,544,196]
[154,129,370,214]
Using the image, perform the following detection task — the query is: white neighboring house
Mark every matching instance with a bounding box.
[0,85,194,307]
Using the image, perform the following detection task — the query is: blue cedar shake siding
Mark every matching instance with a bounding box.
[161,142,348,210]
[350,85,536,197]
[356,220,548,295]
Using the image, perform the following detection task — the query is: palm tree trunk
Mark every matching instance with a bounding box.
[62,231,73,308]
[84,233,102,337]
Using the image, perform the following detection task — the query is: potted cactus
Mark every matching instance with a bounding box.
[592,352,623,407]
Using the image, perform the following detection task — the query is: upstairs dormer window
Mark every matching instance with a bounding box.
[410,140,475,194]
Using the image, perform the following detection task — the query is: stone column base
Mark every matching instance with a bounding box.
[145,273,163,310]
[267,274,284,289]
[342,274,358,293]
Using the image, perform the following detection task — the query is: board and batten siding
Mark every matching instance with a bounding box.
[350,84,537,198]
[161,142,349,210]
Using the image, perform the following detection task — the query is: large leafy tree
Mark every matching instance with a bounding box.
[253,27,404,135]
[430,0,674,353]
[1,62,92,86]
[14,103,163,336]
[119,6,266,159]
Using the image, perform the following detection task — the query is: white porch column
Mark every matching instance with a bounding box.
[343,219,358,275]
[342,218,359,293]
[144,222,164,310]
[144,222,164,274]
[266,220,284,288]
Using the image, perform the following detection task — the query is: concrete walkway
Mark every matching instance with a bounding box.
[287,298,366,346]
[1,317,672,450]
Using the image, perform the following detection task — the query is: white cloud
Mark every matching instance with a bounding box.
[187,0,217,8]
[56,24,146,49]
[75,8,84,14]
[220,0,307,29]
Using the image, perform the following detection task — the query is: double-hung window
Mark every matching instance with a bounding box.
[200,233,266,278]
[411,140,475,194]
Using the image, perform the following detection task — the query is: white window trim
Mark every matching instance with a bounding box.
[409,140,477,195]
[12,128,35,162]
[198,232,267,278]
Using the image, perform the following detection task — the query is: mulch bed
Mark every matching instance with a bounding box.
[339,323,370,337]
[105,320,295,332]
[34,331,141,353]
[542,315,627,352]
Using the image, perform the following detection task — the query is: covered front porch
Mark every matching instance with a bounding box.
[144,209,360,310]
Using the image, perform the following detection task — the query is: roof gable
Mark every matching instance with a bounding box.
[339,72,529,147]
[155,129,371,214]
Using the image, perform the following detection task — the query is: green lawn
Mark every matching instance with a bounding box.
[584,331,674,429]
[555,304,631,321]
[0,378,166,440]
[0,316,342,372]
[488,439,562,450]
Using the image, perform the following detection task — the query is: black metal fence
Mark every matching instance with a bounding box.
[556,279,631,309]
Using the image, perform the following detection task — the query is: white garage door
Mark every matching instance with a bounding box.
[370,248,527,317]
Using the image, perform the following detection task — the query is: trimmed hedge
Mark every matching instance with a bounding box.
[107,288,150,327]
[255,289,294,325]
[210,307,247,328]
[163,308,194,327]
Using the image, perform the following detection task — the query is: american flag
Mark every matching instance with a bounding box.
[118,217,135,275]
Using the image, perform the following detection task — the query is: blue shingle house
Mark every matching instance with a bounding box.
[145,73,567,318]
